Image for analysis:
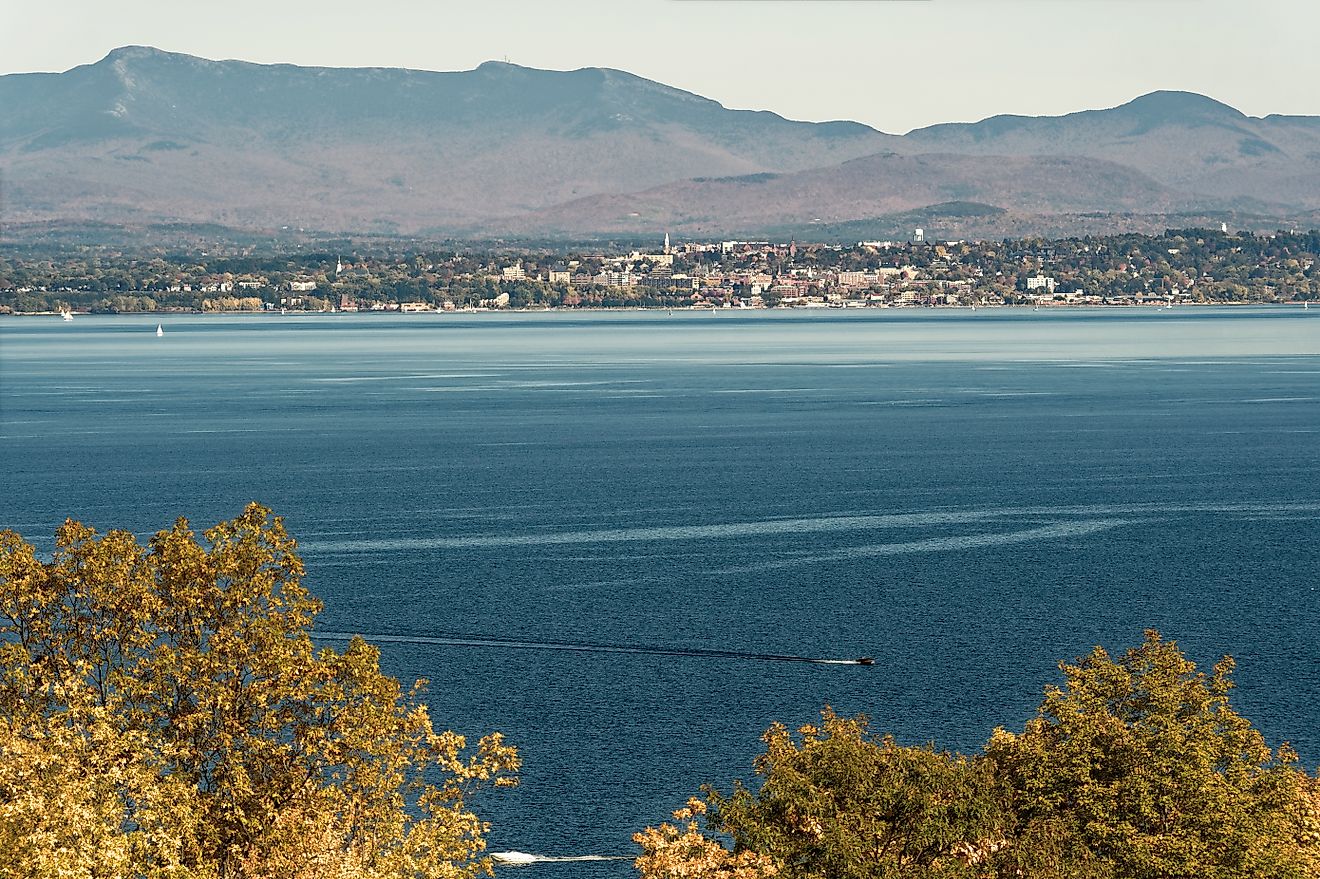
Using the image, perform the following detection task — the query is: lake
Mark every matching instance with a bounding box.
[2,307,1318,874]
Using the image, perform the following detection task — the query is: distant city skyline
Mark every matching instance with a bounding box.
[5,0,1318,133]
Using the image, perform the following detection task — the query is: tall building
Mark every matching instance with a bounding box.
[913,228,925,244]
[664,233,671,256]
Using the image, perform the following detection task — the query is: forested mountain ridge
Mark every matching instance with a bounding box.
[4,48,1320,238]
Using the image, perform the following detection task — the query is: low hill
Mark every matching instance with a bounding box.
[488,152,1191,236]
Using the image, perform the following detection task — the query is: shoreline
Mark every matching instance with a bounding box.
[1,301,1307,318]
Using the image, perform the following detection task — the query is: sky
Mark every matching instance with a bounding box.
[4,0,1318,133]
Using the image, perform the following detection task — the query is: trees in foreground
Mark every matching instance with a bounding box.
[0,504,517,879]
[637,632,1320,879]
[4,505,1317,879]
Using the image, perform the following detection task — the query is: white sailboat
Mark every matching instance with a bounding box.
[60,310,73,321]
[155,324,164,337]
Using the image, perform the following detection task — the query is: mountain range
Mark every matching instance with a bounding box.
[3,47,1320,240]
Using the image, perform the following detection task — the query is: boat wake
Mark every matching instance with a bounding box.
[315,630,874,666]
[302,502,1320,554]
[492,851,630,866]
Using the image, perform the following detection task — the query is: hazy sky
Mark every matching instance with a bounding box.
[5,0,1318,133]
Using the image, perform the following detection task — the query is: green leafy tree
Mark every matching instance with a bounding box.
[696,708,1005,879]
[638,634,1320,879]
[0,504,517,879]
[986,630,1312,879]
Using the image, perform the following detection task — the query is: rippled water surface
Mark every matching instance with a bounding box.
[3,308,1319,874]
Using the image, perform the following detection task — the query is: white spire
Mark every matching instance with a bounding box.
[664,232,670,255]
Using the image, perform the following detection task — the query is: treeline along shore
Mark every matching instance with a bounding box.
[3,227,1320,316]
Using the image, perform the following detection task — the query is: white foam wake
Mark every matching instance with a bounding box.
[301,502,1320,553]
[491,851,629,866]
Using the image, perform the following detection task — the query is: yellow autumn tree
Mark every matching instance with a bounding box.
[0,705,208,879]
[0,504,517,879]
[635,798,778,879]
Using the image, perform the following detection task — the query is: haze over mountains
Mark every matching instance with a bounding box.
[3,46,1320,240]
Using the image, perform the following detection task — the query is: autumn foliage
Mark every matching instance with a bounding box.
[637,632,1320,879]
[0,504,517,879]
[4,506,1317,879]
[635,798,778,879]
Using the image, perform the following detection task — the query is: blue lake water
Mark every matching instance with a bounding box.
[2,307,1319,874]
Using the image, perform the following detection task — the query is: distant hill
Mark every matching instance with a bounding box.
[2,48,1319,239]
[489,152,1185,236]
[902,91,1320,210]
[0,47,891,233]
